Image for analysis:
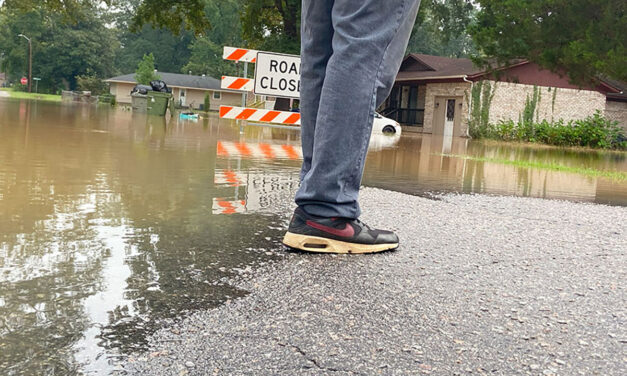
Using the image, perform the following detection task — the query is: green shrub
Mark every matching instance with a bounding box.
[204,93,210,112]
[478,111,626,150]
[76,73,108,95]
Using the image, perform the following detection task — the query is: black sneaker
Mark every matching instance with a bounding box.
[282,207,399,254]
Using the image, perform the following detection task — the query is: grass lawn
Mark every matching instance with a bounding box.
[0,88,62,102]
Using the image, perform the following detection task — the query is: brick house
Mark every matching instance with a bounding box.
[105,72,245,110]
[380,54,627,136]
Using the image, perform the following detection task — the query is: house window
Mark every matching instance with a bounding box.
[213,91,221,100]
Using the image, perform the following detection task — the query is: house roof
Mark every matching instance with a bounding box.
[601,77,627,101]
[105,72,230,91]
[396,53,626,99]
[395,54,483,81]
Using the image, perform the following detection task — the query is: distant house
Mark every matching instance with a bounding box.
[105,72,245,110]
[381,54,627,135]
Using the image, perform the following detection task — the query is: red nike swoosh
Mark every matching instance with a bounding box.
[306,220,355,238]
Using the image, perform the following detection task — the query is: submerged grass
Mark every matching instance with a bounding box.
[0,88,62,102]
[439,153,627,182]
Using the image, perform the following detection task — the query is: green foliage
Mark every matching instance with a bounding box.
[2,0,112,21]
[470,0,627,85]
[183,0,244,77]
[203,92,210,112]
[109,2,195,74]
[116,26,194,74]
[0,4,118,93]
[441,153,627,181]
[407,0,477,57]
[76,72,108,95]
[469,80,496,138]
[241,0,300,54]
[135,53,160,84]
[477,112,627,150]
[551,87,558,119]
[522,86,540,125]
[131,0,210,35]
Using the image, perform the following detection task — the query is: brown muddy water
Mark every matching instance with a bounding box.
[1,99,626,375]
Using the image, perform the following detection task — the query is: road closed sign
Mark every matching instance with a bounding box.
[254,52,300,99]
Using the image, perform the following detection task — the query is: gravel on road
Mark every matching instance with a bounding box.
[123,188,626,376]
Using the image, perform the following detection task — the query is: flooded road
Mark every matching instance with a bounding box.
[0,99,626,375]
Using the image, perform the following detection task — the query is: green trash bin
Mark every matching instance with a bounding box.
[146,91,172,116]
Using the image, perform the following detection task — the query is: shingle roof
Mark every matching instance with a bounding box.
[396,54,482,81]
[105,72,223,90]
[601,77,627,101]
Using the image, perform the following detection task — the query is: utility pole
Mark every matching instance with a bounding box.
[18,34,32,93]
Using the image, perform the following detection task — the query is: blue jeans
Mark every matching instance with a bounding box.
[295,0,421,218]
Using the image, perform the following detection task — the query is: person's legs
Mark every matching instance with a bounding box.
[299,0,334,182]
[295,0,421,218]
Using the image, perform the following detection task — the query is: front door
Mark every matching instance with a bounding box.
[444,99,456,137]
[179,89,186,107]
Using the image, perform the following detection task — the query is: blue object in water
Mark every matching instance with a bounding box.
[180,112,199,120]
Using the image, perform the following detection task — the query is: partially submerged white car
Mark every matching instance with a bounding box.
[372,112,401,135]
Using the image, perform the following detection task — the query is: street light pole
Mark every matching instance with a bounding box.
[18,34,32,93]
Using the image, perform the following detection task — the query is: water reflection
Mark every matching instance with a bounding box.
[0,98,626,375]
[364,133,627,205]
[0,99,300,375]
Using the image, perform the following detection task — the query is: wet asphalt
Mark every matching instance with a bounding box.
[123,188,626,375]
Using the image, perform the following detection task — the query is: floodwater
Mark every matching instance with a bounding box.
[0,99,626,375]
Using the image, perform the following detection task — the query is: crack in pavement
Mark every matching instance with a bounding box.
[276,341,365,375]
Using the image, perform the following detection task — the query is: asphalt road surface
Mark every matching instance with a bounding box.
[124,188,626,375]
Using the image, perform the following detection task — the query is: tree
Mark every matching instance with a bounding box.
[2,0,112,20]
[470,0,626,85]
[110,0,194,74]
[76,71,109,94]
[183,0,245,77]
[0,4,118,92]
[131,0,210,34]
[115,24,194,74]
[241,0,300,54]
[135,53,160,84]
[406,0,478,57]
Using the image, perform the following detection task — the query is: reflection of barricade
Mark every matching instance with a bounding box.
[213,198,247,214]
[217,141,302,160]
[214,169,245,187]
[212,171,300,215]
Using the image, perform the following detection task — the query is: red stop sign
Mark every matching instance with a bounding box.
[21,77,28,85]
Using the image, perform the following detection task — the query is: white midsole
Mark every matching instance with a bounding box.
[282,232,398,254]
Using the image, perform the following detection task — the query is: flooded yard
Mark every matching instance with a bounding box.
[0,98,626,375]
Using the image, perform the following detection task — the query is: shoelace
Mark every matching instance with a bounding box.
[353,218,373,231]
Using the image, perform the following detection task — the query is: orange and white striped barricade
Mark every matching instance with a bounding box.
[222,46,259,63]
[220,46,301,126]
[219,106,300,126]
[221,76,254,91]
[216,141,302,160]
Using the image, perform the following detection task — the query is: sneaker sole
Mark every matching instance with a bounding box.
[282,232,398,254]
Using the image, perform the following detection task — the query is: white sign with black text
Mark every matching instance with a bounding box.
[253,52,301,99]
